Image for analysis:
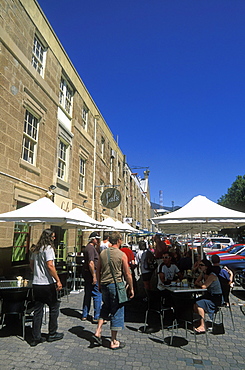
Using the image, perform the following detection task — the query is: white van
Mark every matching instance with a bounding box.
[203,237,234,253]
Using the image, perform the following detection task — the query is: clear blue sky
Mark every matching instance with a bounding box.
[37,0,245,207]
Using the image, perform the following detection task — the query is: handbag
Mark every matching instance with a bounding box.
[212,322,225,335]
[107,249,128,304]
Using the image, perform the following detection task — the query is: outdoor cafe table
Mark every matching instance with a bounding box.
[164,285,207,295]
[0,280,32,290]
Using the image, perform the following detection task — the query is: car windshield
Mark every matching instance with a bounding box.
[229,245,245,254]
[211,238,231,243]
[220,245,231,252]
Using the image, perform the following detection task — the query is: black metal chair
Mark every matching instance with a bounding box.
[0,288,32,340]
[212,278,235,331]
[57,271,69,302]
[143,289,173,342]
[170,295,208,354]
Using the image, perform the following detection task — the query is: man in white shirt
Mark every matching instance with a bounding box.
[100,233,110,252]
[157,252,181,290]
[157,251,182,306]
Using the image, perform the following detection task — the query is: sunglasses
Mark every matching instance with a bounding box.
[163,256,170,259]
[199,263,205,267]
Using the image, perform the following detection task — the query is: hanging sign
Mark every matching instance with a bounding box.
[101,188,121,209]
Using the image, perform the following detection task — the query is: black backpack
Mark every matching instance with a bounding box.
[144,250,158,271]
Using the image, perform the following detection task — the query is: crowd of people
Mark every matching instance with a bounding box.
[29,230,232,347]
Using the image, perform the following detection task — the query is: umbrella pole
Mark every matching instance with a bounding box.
[71,228,80,294]
[200,225,203,259]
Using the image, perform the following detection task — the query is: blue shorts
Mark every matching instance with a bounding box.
[196,298,216,320]
[100,283,124,330]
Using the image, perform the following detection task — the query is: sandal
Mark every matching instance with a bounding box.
[194,328,206,334]
[92,335,102,345]
[110,341,126,350]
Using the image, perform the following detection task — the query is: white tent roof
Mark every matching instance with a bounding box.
[65,208,103,228]
[0,197,69,224]
[100,217,118,230]
[100,218,140,233]
[152,195,245,233]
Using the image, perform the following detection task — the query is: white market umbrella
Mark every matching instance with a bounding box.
[100,217,119,230]
[65,208,103,229]
[0,197,70,224]
[152,195,245,258]
[152,195,245,234]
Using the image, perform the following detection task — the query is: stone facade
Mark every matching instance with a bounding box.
[0,0,151,270]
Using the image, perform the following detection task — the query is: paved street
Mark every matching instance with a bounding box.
[0,287,245,370]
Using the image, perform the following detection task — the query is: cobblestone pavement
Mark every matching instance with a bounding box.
[0,287,245,370]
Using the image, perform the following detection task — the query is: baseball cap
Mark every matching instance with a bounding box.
[89,231,101,239]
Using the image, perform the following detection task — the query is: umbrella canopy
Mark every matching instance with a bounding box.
[0,197,70,224]
[100,217,119,230]
[65,208,103,228]
[152,195,245,234]
[114,220,139,233]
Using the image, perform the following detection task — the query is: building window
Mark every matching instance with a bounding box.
[82,104,88,130]
[22,110,39,165]
[110,156,114,184]
[32,35,46,76]
[118,161,121,180]
[59,77,73,115]
[79,158,86,192]
[58,140,68,180]
[101,137,105,158]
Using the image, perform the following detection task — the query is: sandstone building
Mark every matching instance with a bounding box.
[0,0,151,274]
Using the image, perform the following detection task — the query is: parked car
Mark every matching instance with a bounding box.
[203,236,234,248]
[218,245,245,260]
[187,238,205,248]
[219,258,245,286]
[204,243,232,254]
[206,244,235,257]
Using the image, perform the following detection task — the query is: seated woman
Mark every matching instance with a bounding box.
[193,259,223,333]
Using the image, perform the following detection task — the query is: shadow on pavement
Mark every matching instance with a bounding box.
[232,289,245,301]
[148,334,188,348]
[124,297,147,323]
[69,326,111,349]
[60,307,83,319]
[0,316,32,340]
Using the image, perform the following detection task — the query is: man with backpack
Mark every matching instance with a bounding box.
[140,243,158,290]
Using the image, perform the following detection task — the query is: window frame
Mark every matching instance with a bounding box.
[101,136,105,158]
[59,76,73,116]
[82,104,89,130]
[31,34,47,77]
[57,139,68,181]
[21,109,39,165]
[79,157,86,192]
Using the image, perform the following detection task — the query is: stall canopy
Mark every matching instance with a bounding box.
[0,197,71,224]
[65,208,103,229]
[100,217,121,231]
[152,195,245,234]
[100,218,139,233]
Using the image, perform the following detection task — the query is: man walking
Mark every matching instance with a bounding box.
[82,232,102,323]
[93,231,134,349]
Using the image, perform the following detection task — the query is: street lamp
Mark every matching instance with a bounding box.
[45,185,56,202]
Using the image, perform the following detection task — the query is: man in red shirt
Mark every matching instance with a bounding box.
[154,234,168,259]
[120,243,136,269]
